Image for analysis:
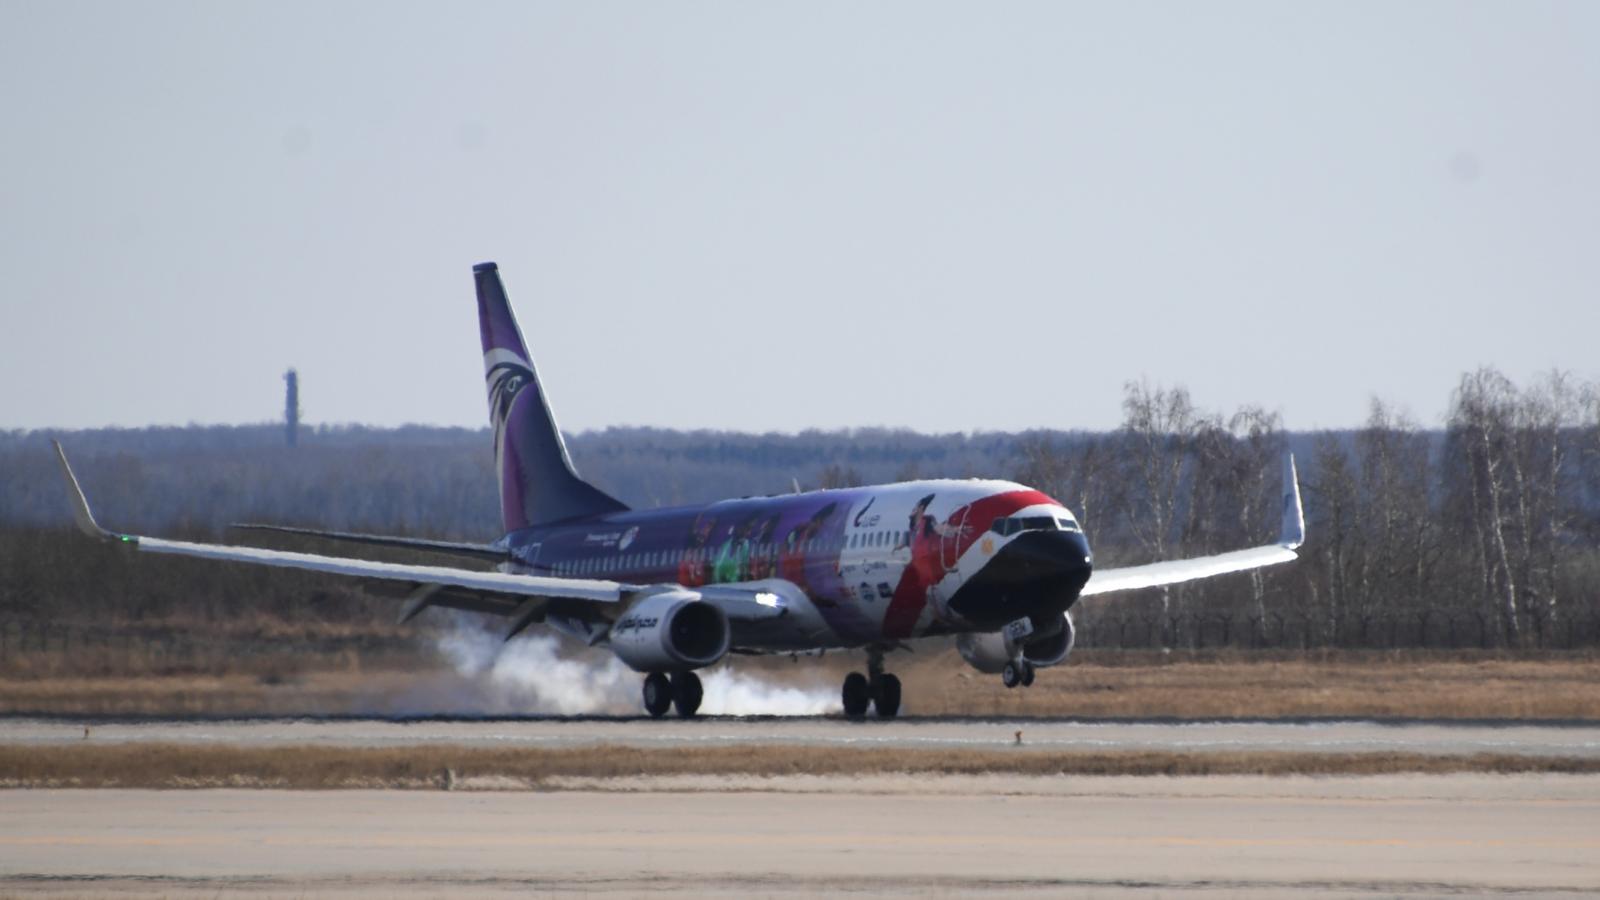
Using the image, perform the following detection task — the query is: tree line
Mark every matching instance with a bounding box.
[1016,369,1599,648]
[1,365,1595,647]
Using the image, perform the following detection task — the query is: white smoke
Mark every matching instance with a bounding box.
[697,666,837,716]
[435,627,639,715]
[430,623,837,717]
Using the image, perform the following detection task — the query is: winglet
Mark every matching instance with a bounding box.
[1278,452,1305,549]
[51,441,132,544]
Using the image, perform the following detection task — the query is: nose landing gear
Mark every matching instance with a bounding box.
[1001,659,1036,689]
[842,647,902,719]
[643,670,704,718]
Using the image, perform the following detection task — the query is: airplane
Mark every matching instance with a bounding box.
[52,261,1305,719]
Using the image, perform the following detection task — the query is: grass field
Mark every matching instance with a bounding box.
[3,742,1598,789]
[895,649,1600,719]
[2,647,1598,719]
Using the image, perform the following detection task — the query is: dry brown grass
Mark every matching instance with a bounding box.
[0,670,443,717]
[897,649,1600,720]
[2,648,1598,719]
[2,742,1598,789]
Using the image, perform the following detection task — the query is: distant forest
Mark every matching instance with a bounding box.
[2,366,1597,648]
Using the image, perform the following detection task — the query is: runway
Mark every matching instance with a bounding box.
[2,776,1598,896]
[6,717,1600,895]
[5,715,1600,757]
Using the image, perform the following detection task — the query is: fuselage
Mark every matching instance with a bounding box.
[498,478,1094,650]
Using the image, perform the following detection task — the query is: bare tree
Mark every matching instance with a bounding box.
[1447,368,1524,644]
[1357,400,1440,617]
[1513,371,1582,629]
[1117,380,1215,624]
[1185,406,1283,627]
[1012,433,1113,529]
[1307,432,1361,640]
[816,463,863,489]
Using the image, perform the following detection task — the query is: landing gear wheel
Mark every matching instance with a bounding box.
[643,672,672,717]
[1020,662,1036,687]
[873,673,902,719]
[671,671,703,718]
[842,672,870,718]
[1002,661,1023,689]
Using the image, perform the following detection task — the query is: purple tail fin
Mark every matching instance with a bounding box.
[474,262,628,532]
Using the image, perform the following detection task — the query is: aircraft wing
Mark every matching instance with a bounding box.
[51,441,784,636]
[1080,453,1305,598]
[229,523,512,563]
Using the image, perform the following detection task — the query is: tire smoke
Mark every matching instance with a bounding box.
[433,623,837,716]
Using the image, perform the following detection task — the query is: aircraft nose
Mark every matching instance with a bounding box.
[1003,529,1093,588]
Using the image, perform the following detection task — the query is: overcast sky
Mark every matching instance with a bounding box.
[2,1,1596,435]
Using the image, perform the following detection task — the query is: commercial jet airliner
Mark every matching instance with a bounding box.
[54,262,1304,718]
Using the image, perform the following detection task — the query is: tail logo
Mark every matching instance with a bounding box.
[487,360,534,427]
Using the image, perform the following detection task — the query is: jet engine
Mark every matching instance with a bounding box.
[607,591,731,672]
[1019,613,1075,668]
[957,612,1076,674]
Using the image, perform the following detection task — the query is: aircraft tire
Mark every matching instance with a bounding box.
[671,671,703,718]
[842,672,870,718]
[1020,662,1036,687]
[643,672,673,718]
[874,673,902,719]
[1001,661,1023,689]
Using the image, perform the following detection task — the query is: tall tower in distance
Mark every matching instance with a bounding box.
[284,368,300,448]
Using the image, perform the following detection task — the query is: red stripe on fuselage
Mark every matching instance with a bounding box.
[880,489,1057,639]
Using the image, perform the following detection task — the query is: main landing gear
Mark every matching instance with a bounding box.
[842,647,902,719]
[643,670,703,718]
[1001,658,1036,689]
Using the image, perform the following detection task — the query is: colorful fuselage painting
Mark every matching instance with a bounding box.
[502,479,1088,648]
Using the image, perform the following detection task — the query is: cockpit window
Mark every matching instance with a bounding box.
[990,515,1072,536]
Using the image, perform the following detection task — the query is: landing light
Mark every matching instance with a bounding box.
[755,592,780,608]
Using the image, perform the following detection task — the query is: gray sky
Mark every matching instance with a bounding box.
[2,1,1597,434]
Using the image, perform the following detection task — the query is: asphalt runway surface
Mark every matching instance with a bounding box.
[3,776,1599,896]
[5,715,1600,757]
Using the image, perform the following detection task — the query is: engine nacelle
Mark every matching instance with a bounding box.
[957,612,1076,674]
[1020,612,1075,668]
[607,590,730,673]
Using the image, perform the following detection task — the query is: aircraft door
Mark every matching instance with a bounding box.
[940,505,969,572]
